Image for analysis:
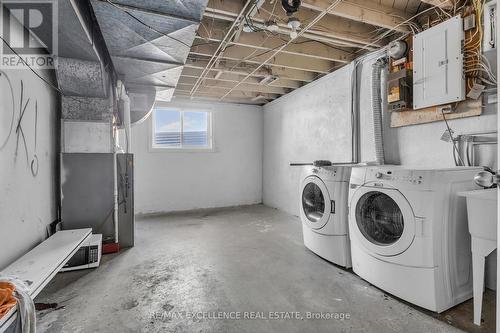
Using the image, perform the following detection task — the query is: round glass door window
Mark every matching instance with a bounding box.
[355,191,404,245]
[302,182,325,223]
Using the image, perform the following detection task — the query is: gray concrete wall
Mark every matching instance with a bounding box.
[131,99,263,214]
[263,52,497,216]
[0,67,58,269]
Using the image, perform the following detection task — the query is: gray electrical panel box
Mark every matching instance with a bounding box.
[413,16,465,109]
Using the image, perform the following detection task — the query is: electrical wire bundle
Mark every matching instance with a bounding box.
[243,0,268,33]
[463,0,497,90]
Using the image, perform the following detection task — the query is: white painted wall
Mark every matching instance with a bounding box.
[263,53,497,216]
[131,98,263,214]
[263,64,354,215]
[0,68,58,269]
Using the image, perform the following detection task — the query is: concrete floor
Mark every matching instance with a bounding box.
[36,205,489,332]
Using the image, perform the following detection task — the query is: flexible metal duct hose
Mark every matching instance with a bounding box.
[371,58,386,165]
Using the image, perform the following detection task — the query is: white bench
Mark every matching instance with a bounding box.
[0,228,92,333]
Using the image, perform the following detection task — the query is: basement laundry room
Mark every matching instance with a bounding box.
[0,0,499,332]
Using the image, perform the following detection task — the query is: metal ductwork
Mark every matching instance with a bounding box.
[54,1,113,121]
[56,57,107,98]
[90,0,208,124]
[56,1,109,96]
[371,58,387,165]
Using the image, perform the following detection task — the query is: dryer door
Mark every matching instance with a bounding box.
[300,176,332,230]
[349,187,416,256]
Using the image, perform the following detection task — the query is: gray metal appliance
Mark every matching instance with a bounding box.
[61,153,115,241]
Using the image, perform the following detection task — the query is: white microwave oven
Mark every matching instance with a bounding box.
[61,234,102,272]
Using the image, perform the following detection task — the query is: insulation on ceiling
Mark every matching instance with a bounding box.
[90,0,208,105]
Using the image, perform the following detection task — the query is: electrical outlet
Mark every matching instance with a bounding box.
[438,105,454,114]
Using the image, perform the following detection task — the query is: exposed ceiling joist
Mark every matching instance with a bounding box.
[204,10,381,50]
[419,0,453,9]
[206,0,409,34]
[174,0,424,104]
[175,88,279,100]
[196,20,355,63]
[185,58,271,77]
[188,0,256,97]
[177,78,290,95]
[173,92,268,105]
[190,44,336,73]
[300,0,411,31]
[181,68,303,89]
[217,0,347,100]
[204,0,384,49]
[185,58,316,82]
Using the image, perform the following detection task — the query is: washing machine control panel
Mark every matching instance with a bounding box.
[311,166,352,182]
[312,168,336,177]
[368,169,424,185]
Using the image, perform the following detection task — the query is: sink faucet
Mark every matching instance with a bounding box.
[474,168,498,188]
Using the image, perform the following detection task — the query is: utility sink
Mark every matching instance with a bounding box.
[458,188,498,326]
[460,189,498,241]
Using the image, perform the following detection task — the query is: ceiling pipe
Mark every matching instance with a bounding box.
[220,0,343,100]
[203,10,381,50]
[189,0,254,96]
[248,21,377,51]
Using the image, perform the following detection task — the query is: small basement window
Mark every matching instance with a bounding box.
[152,108,212,150]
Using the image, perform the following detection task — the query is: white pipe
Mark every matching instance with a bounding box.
[113,149,119,244]
[122,93,131,154]
[113,81,131,244]
[202,10,381,50]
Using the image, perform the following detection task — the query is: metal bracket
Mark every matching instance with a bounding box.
[438,59,449,66]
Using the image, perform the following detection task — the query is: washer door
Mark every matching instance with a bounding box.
[300,176,332,230]
[350,187,415,256]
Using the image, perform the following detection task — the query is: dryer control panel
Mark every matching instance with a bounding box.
[367,168,424,185]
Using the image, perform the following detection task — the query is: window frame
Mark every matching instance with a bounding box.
[149,107,214,153]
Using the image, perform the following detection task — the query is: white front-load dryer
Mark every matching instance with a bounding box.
[299,165,352,268]
[348,166,482,312]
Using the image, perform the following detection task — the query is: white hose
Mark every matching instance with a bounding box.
[371,58,386,165]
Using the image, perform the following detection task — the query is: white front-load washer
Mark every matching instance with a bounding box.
[348,166,482,312]
[299,165,352,268]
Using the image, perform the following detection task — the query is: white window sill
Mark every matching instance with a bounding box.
[149,146,216,153]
